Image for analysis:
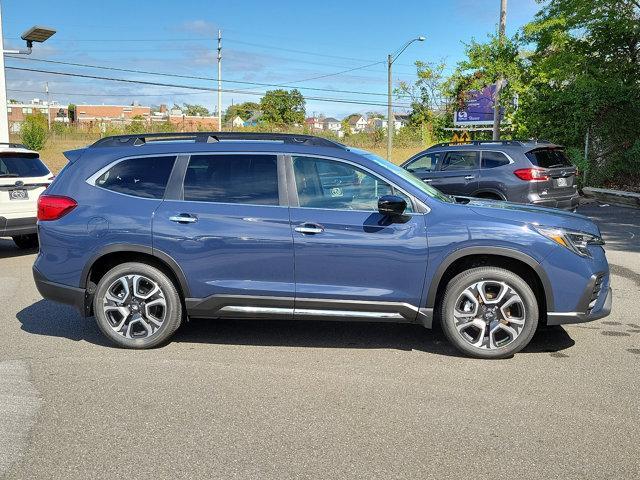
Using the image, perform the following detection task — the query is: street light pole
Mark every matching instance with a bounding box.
[386,36,425,161]
[217,29,222,131]
[387,54,393,161]
[492,0,508,140]
[0,2,56,143]
[0,5,8,142]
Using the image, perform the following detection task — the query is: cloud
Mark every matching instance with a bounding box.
[177,20,219,37]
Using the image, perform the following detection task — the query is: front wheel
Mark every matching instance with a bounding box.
[93,262,183,349]
[440,267,538,359]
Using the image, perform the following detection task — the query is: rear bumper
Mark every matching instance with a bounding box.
[33,266,89,315]
[547,286,612,325]
[531,193,580,211]
[0,216,37,237]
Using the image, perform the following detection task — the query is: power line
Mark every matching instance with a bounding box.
[7,88,209,97]
[6,56,412,99]
[5,66,414,109]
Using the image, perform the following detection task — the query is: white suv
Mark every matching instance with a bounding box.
[0,143,53,249]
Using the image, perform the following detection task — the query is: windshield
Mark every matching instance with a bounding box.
[354,149,453,203]
[0,154,50,178]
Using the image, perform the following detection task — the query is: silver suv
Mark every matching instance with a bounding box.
[401,140,579,210]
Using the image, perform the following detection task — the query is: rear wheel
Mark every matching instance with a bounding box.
[12,234,39,249]
[93,262,183,349]
[440,267,538,359]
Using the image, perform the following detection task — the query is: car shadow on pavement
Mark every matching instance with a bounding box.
[0,238,37,259]
[16,300,112,347]
[174,317,575,357]
[16,300,576,356]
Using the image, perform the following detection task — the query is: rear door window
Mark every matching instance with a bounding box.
[0,154,49,178]
[95,156,176,199]
[440,151,478,171]
[525,149,573,168]
[481,151,511,169]
[183,154,279,205]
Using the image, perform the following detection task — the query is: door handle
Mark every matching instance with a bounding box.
[169,214,198,224]
[423,178,433,183]
[464,175,475,180]
[294,223,324,235]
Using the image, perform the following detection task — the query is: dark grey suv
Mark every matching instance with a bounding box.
[401,140,579,210]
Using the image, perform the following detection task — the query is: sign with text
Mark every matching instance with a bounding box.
[454,84,503,126]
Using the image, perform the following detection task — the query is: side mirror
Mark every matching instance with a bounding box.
[378,195,407,216]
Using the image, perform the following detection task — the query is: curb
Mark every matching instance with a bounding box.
[582,187,640,209]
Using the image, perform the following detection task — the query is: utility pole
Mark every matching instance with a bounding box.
[45,81,51,131]
[217,29,222,131]
[0,4,8,143]
[386,36,425,160]
[387,54,393,160]
[492,0,507,140]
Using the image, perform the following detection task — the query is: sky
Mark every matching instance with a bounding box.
[2,0,541,119]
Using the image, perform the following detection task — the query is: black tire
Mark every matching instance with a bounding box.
[12,234,39,249]
[93,262,183,349]
[440,267,538,359]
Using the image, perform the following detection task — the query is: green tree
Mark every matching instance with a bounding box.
[182,104,210,116]
[125,115,146,134]
[223,101,260,123]
[259,89,305,125]
[519,0,640,185]
[20,113,49,150]
[67,104,76,123]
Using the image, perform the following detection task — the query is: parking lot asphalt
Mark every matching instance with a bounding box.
[0,203,638,480]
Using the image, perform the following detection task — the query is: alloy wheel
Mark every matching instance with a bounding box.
[102,274,167,339]
[453,280,526,350]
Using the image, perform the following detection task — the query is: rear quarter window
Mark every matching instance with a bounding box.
[481,151,511,168]
[525,148,573,168]
[94,156,176,199]
[0,154,50,178]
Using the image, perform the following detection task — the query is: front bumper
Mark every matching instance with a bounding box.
[0,216,37,237]
[547,286,612,325]
[33,266,89,316]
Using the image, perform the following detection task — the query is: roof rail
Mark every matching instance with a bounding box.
[0,142,28,149]
[89,132,347,149]
[430,139,555,148]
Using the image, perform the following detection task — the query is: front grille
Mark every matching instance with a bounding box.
[587,273,605,314]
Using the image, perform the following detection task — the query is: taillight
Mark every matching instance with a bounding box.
[37,195,77,221]
[513,168,550,181]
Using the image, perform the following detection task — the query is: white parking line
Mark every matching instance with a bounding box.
[0,360,41,477]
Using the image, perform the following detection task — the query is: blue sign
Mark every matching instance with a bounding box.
[454,84,503,126]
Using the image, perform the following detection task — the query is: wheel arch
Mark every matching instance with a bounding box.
[472,188,507,201]
[81,244,190,301]
[426,246,554,319]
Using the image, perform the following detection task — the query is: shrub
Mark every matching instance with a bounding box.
[20,113,49,150]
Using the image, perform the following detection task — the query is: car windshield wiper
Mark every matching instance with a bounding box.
[0,173,19,177]
[546,163,568,168]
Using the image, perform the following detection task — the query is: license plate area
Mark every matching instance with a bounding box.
[554,177,572,188]
[9,188,28,200]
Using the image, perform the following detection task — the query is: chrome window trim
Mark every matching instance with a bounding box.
[287,153,430,214]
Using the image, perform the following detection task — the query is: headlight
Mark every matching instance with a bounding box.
[533,226,604,257]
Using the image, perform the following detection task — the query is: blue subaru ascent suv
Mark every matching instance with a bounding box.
[33,132,611,359]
